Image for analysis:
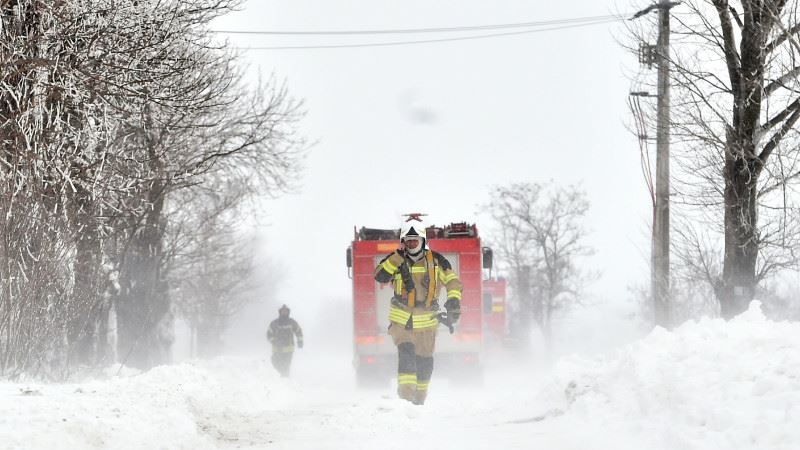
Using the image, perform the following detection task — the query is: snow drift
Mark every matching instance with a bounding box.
[3,301,800,450]
[539,301,800,449]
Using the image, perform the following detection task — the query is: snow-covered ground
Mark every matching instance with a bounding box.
[3,302,800,450]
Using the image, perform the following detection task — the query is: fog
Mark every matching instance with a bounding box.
[158,0,652,443]
[162,5,658,429]
[206,0,650,366]
[11,1,800,449]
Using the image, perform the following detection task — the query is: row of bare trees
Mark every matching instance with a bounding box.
[484,183,594,352]
[0,0,302,378]
[626,0,800,322]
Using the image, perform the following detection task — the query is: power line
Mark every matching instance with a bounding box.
[213,13,628,36]
[233,18,622,51]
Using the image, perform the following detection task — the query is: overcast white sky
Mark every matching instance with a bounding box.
[211,0,652,334]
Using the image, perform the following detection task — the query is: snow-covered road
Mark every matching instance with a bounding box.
[4,302,800,450]
[1,355,566,450]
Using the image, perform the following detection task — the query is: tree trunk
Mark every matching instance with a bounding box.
[68,183,104,366]
[715,6,770,319]
[95,300,113,365]
[115,181,171,370]
[541,301,553,358]
[719,154,759,319]
[115,104,173,370]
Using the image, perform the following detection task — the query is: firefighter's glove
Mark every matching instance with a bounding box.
[444,298,461,323]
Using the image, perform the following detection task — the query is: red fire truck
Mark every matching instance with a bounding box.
[482,277,507,346]
[346,220,501,385]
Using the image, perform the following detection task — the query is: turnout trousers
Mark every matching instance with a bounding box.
[388,323,437,405]
[271,350,294,377]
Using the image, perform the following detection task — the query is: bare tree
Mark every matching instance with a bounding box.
[485,182,594,353]
[0,0,303,376]
[167,181,262,357]
[625,0,800,318]
[108,74,301,369]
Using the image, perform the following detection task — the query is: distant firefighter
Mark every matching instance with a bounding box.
[266,305,304,377]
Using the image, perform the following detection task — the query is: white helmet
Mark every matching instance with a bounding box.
[400,219,427,257]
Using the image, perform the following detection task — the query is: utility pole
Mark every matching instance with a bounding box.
[632,1,679,329]
[654,0,673,329]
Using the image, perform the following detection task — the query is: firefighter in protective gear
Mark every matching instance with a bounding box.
[266,305,304,377]
[374,219,463,405]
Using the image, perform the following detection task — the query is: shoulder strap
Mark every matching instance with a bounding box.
[425,250,436,308]
[399,258,417,308]
[433,251,452,270]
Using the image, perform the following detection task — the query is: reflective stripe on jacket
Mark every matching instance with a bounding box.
[388,302,439,329]
[374,249,463,329]
[267,317,303,352]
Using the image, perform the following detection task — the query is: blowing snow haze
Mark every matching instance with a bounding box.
[3,0,800,449]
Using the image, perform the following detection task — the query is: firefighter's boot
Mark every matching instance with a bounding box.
[397,376,417,402]
[397,342,417,402]
[413,355,433,405]
[412,383,428,405]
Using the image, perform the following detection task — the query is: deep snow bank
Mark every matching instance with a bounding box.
[4,303,800,450]
[0,358,289,450]
[537,301,800,450]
